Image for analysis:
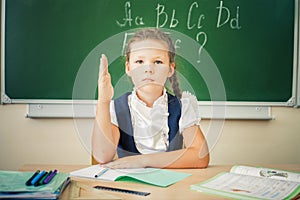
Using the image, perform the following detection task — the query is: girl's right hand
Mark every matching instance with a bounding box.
[97,54,114,103]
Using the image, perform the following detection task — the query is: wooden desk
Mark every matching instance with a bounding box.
[20,164,300,200]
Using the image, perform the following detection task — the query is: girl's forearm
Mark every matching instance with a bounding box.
[92,102,117,163]
[142,146,209,169]
[142,126,210,169]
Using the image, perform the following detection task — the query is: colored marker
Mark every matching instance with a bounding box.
[25,170,40,186]
[94,168,109,178]
[31,170,46,186]
[34,171,49,186]
[37,170,52,186]
[43,169,57,184]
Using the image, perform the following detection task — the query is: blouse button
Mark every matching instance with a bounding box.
[137,143,143,149]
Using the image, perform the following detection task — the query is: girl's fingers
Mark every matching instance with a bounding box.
[99,54,108,77]
[97,54,114,102]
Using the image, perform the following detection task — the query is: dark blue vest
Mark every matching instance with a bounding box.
[114,92,183,158]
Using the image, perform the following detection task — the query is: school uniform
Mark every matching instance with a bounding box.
[110,89,200,157]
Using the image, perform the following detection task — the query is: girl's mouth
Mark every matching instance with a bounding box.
[142,78,154,82]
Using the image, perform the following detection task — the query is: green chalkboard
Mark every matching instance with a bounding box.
[2,0,296,105]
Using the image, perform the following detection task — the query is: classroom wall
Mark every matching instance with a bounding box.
[0,102,299,170]
[1,1,300,170]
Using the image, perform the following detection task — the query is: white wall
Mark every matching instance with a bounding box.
[203,107,300,165]
[0,104,299,170]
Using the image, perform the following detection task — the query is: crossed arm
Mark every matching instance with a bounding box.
[92,106,210,169]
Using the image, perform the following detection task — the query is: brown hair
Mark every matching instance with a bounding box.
[125,28,182,98]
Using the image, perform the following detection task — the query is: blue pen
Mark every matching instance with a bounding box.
[31,170,46,186]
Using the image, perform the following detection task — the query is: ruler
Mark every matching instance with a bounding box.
[94,185,151,196]
[68,181,121,200]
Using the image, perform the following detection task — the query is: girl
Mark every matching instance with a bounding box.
[92,28,209,169]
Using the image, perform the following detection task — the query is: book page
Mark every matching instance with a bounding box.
[231,165,300,183]
[70,165,138,181]
[196,172,300,200]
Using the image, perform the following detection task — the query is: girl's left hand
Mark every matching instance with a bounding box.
[102,155,147,169]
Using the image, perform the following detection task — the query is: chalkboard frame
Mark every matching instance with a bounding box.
[295,8,300,108]
[0,0,299,119]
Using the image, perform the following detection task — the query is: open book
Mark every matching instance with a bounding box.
[190,165,300,200]
[70,165,191,187]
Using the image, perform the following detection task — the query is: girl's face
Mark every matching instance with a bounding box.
[126,39,175,91]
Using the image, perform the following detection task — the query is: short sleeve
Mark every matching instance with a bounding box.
[179,91,201,133]
[109,100,119,126]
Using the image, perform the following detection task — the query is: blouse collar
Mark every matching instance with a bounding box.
[131,88,168,108]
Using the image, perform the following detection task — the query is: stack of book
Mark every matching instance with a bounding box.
[0,170,70,199]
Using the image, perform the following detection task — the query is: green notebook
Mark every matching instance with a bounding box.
[70,165,191,187]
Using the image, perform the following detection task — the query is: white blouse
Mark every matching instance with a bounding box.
[110,89,200,154]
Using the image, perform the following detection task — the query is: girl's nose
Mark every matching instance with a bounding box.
[144,65,154,74]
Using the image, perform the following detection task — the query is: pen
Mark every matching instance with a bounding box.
[37,170,52,186]
[94,168,109,178]
[43,169,57,184]
[25,170,40,186]
[31,170,46,186]
[34,171,49,186]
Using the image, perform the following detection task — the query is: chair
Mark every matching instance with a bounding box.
[92,156,98,165]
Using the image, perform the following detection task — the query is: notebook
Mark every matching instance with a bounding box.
[70,165,191,187]
[0,170,70,199]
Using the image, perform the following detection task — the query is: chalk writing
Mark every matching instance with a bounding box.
[187,2,205,30]
[216,1,242,29]
[117,1,241,62]
[116,1,144,27]
[156,4,179,28]
[196,32,207,63]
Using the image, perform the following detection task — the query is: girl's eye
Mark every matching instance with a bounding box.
[135,60,143,64]
[154,60,163,64]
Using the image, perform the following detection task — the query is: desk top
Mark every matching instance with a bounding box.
[20,164,300,200]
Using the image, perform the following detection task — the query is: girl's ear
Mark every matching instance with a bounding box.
[125,61,131,76]
[168,62,175,77]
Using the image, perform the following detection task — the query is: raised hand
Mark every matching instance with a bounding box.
[97,54,114,102]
